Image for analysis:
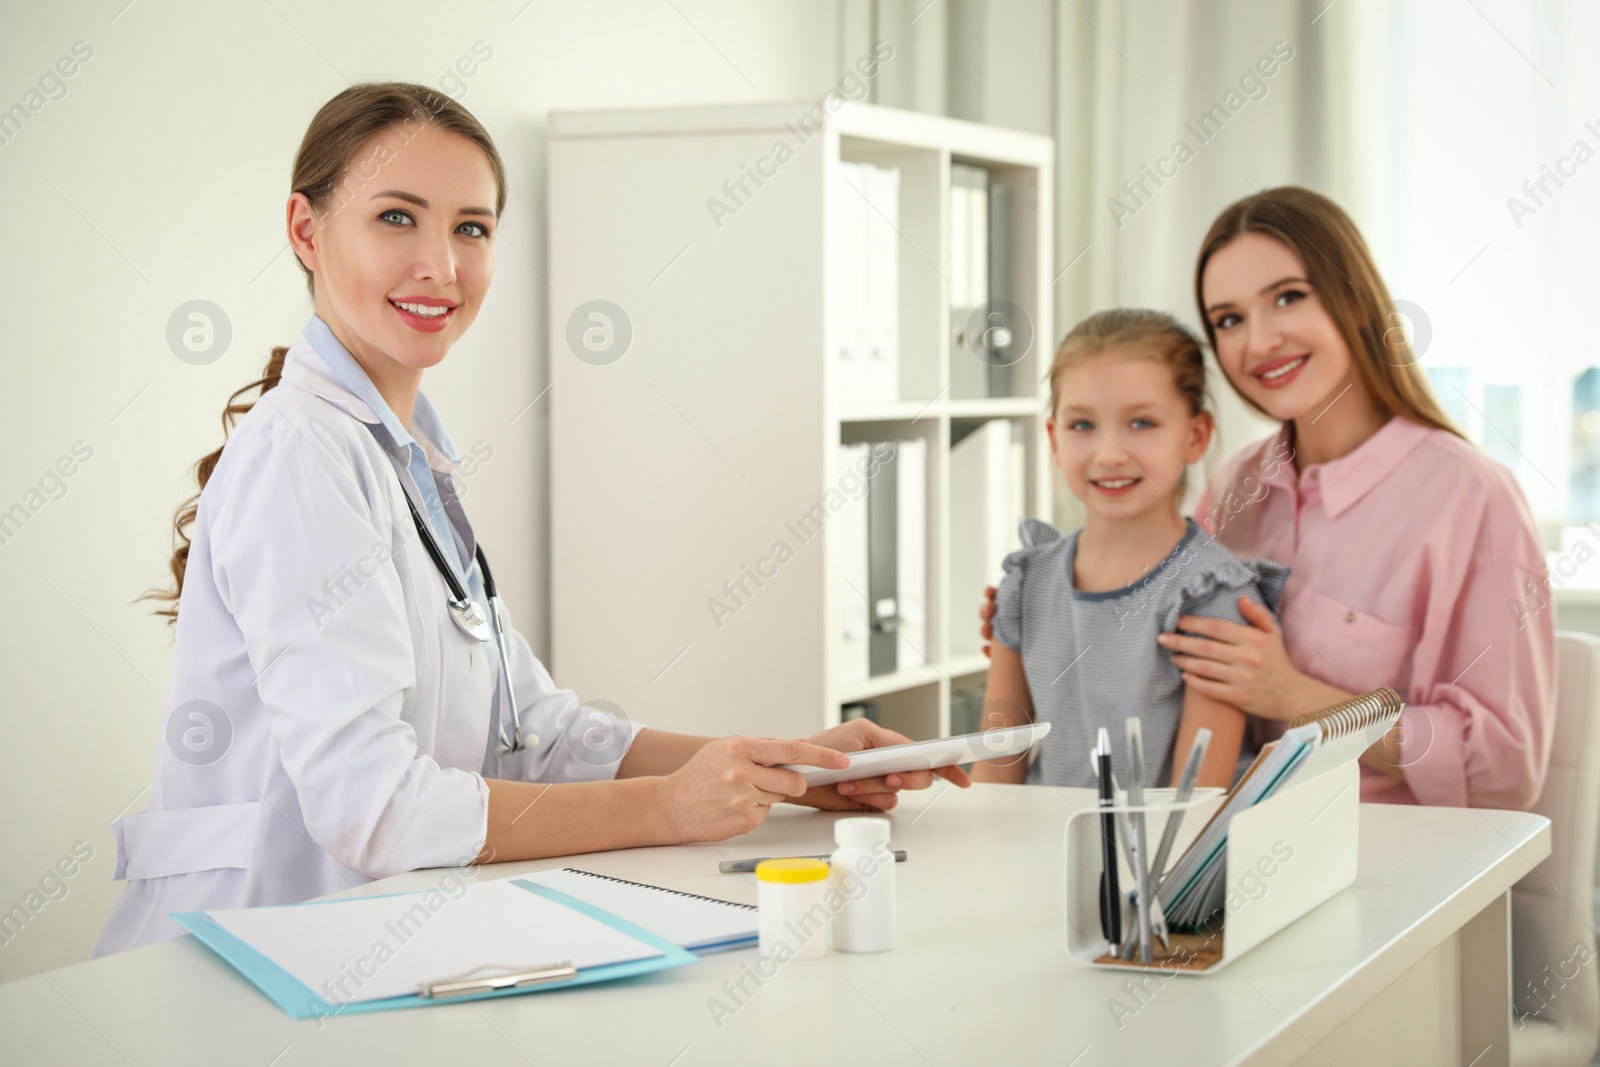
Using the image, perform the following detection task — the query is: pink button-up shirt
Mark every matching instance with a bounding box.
[1193,414,1555,809]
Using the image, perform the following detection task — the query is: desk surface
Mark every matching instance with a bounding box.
[0,784,1549,1066]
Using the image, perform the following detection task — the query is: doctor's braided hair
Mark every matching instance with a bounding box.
[146,82,508,621]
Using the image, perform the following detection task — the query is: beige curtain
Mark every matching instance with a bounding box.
[863,0,1597,533]
[1051,0,1365,526]
[865,0,1357,527]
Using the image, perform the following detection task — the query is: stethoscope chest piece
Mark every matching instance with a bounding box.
[447,596,494,643]
[403,487,530,754]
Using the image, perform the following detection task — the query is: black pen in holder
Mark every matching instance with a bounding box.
[1093,728,1121,952]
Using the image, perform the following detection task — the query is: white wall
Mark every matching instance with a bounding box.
[0,0,878,982]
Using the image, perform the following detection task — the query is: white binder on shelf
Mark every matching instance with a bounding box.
[1063,690,1404,975]
[862,163,900,404]
[949,163,990,400]
[948,419,1022,658]
[833,161,900,407]
[835,442,871,688]
[1009,428,1025,541]
[831,162,869,406]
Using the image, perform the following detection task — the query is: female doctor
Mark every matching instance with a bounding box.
[96,82,967,955]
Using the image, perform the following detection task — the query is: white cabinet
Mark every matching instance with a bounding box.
[549,101,1053,742]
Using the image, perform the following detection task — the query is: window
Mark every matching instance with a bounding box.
[1382,0,1599,579]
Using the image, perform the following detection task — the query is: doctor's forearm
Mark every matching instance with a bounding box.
[477,776,698,861]
[614,727,716,777]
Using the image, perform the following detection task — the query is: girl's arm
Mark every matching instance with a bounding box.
[970,642,1035,784]
[1172,685,1247,789]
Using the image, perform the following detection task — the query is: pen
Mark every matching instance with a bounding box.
[1094,728,1121,950]
[1105,765,1144,954]
[1107,762,1163,962]
[718,850,907,874]
[1150,728,1211,892]
[1124,717,1153,964]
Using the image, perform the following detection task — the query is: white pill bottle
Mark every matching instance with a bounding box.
[830,816,896,953]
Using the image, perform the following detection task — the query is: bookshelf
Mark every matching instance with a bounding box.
[548,101,1053,743]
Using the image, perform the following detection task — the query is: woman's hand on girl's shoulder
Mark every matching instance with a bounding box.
[979,584,998,657]
[1159,597,1308,720]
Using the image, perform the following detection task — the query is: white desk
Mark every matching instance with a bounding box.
[0,784,1549,1066]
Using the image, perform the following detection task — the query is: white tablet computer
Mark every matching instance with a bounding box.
[779,722,1052,788]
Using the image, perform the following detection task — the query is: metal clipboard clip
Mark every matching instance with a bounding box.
[418,960,579,999]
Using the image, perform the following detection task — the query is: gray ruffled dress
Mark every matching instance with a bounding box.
[990,517,1292,788]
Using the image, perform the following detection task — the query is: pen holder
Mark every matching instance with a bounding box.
[1063,760,1360,975]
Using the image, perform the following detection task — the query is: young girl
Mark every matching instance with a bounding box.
[971,309,1289,790]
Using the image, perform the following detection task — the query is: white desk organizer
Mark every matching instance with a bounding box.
[1063,758,1361,975]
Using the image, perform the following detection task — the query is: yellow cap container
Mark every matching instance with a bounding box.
[756,858,832,960]
[755,858,830,884]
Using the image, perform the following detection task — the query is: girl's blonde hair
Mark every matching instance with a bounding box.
[146,82,508,622]
[1046,308,1213,498]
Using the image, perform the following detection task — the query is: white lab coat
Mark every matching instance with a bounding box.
[95,323,642,955]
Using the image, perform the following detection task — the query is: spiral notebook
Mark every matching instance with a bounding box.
[522,868,757,955]
[1156,689,1403,930]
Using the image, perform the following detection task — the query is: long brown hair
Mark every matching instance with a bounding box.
[1193,186,1464,440]
[147,82,508,621]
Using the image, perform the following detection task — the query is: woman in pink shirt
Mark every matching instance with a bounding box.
[984,187,1556,809]
[1168,187,1556,809]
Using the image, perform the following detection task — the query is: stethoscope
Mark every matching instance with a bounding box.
[402,490,532,755]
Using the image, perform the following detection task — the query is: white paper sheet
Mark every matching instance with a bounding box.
[207,878,662,1005]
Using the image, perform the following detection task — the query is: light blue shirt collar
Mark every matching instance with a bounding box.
[302,314,462,465]
[301,314,472,578]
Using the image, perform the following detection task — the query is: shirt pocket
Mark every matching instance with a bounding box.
[1282,584,1413,695]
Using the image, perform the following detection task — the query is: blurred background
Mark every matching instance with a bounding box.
[0,0,1593,980]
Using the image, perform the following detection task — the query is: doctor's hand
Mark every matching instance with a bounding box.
[794,719,972,813]
[656,736,850,842]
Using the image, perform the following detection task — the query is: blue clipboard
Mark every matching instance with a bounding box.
[172,878,699,1020]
